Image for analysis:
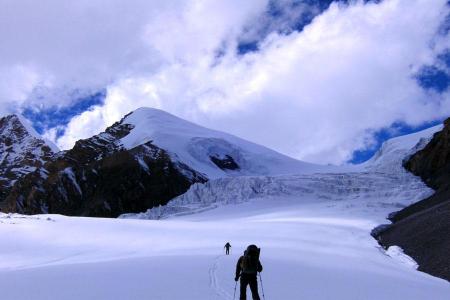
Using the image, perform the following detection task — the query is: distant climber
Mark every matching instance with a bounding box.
[235,244,263,300]
[224,242,232,255]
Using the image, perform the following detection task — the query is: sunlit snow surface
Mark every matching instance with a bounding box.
[0,124,449,299]
[120,108,334,178]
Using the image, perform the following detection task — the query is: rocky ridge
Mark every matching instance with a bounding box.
[3,114,206,217]
[0,115,55,205]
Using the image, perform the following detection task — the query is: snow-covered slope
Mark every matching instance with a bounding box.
[361,124,443,173]
[119,108,328,178]
[0,114,57,202]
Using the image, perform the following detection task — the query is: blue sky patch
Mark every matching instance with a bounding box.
[237,41,260,55]
[23,90,106,137]
[416,65,450,93]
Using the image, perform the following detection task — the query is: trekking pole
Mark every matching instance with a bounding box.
[233,281,237,300]
[258,272,266,300]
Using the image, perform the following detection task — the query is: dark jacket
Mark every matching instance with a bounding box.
[235,255,263,278]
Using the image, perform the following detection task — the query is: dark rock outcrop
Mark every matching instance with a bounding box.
[210,155,240,170]
[404,118,450,190]
[376,118,450,281]
[0,115,55,205]
[4,118,207,217]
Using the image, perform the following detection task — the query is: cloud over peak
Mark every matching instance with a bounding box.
[1,0,449,164]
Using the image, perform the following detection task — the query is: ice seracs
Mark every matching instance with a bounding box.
[121,120,442,220]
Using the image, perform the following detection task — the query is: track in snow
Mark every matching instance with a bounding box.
[209,255,233,300]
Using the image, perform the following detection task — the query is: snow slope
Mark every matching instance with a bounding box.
[119,108,330,178]
[0,124,448,299]
[361,124,443,174]
[0,196,448,299]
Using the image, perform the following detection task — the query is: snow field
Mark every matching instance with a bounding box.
[0,195,449,300]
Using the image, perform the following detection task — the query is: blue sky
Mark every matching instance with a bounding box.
[23,90,106,139]
[1,0,449,165]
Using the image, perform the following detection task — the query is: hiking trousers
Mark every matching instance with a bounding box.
[240,273,260,300]
[226,248,230,255]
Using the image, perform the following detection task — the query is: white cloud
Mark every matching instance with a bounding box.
[0,0,245,107]
[0,64,40,115]
[1,0,449,164]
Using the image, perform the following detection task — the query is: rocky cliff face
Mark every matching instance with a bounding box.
[4,116,207,217]
[0,115,55,205]
[404,118,450,189]
[377,117,450,281]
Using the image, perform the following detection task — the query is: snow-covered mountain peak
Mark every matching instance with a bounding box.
[0,114,57,162]
[362,124,443,173]
[15,114,59,152]
[0,114,57,201]
[119,107,327,178]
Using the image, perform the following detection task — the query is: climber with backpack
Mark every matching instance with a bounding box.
[234,244,263,300]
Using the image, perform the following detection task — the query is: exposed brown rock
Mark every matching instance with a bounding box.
[4,119,206,217]
[376,117,450,281]
[404,118,450,189]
